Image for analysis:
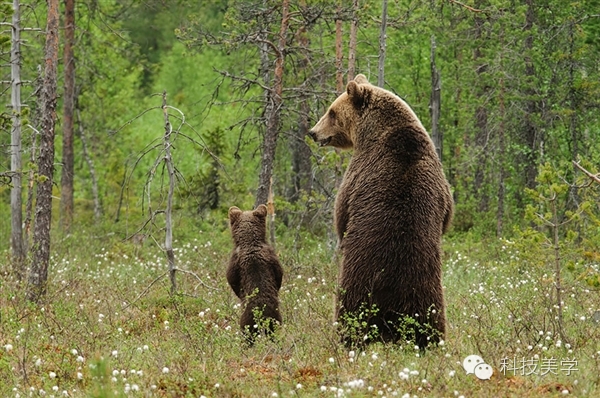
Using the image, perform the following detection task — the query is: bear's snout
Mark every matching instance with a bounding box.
[308,130,331,147]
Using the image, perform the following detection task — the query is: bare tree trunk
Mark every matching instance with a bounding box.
[60,0,76,232]
[335,1,344,94]
[549,194,567,343]
[497,75,506,236]
[27,0,60,303]
[77,109,102,221]
[24,126,38,253]
[472,0,489,213]
[347,0,359,81]
[255,0,290,207]
[289,16,312,203]
[567,21,580,211]
[429,35,442,162]
[377,0,387,87]
[521,0,540,192]
[161,91,177,296]
[10,0,26,280]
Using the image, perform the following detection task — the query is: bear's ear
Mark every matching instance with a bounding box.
[253,204,268,218]
[353,74,369,85]
[347,81,367,108]
[228,206,242,223]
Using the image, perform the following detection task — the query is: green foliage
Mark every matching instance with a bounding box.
[339,302,382,345]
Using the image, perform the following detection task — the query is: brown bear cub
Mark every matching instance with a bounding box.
[309,74,453,349]
[227,204,283,344]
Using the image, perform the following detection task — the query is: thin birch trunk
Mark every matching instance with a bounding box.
[429,36,442,162]
[77,109,102,221]
[60,0,76,231]
[10,0,25,280]
[377,0,387,87]
[162,92,177,295]
[335,2,344,94]
[347,0,359,81]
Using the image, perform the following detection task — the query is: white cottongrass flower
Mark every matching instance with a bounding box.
[347,379,364,388]
[49,371,57,379]
[162,367,169,374]
[4,344,13,352]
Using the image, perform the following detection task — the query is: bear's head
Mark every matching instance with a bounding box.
[228,204,268,247]
[309,74,422,150]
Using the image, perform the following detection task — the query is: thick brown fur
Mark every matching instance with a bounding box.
[309,74,453,348]
[227,204,283,344]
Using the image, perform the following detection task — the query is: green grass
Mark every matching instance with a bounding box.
[1,221,599,397]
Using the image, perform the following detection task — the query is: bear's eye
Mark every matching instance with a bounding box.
[328,109,336,120]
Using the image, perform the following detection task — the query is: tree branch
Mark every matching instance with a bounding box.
[448,0,484,13]
[573,161,600,185]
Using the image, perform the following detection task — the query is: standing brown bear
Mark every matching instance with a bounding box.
[227,204,283,344]
[309,74,453,348]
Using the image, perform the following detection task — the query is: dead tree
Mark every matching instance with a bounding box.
[118,92,215,300]
[10,0,25,280]
[161,92,177,295]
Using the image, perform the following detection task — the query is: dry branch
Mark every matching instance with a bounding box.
[573,161,600,184]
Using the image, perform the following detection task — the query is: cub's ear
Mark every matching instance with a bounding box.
[353,74,369,85]
[253,204,268,218]
[347,81,367,108]
[228,206,242,223]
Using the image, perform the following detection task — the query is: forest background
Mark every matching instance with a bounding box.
[1,0,600,397]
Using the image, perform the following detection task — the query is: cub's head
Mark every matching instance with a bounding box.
[228,204,268,247]
[309,74,372,149]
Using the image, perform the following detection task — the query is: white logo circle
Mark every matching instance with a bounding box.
[462,355,484,374]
